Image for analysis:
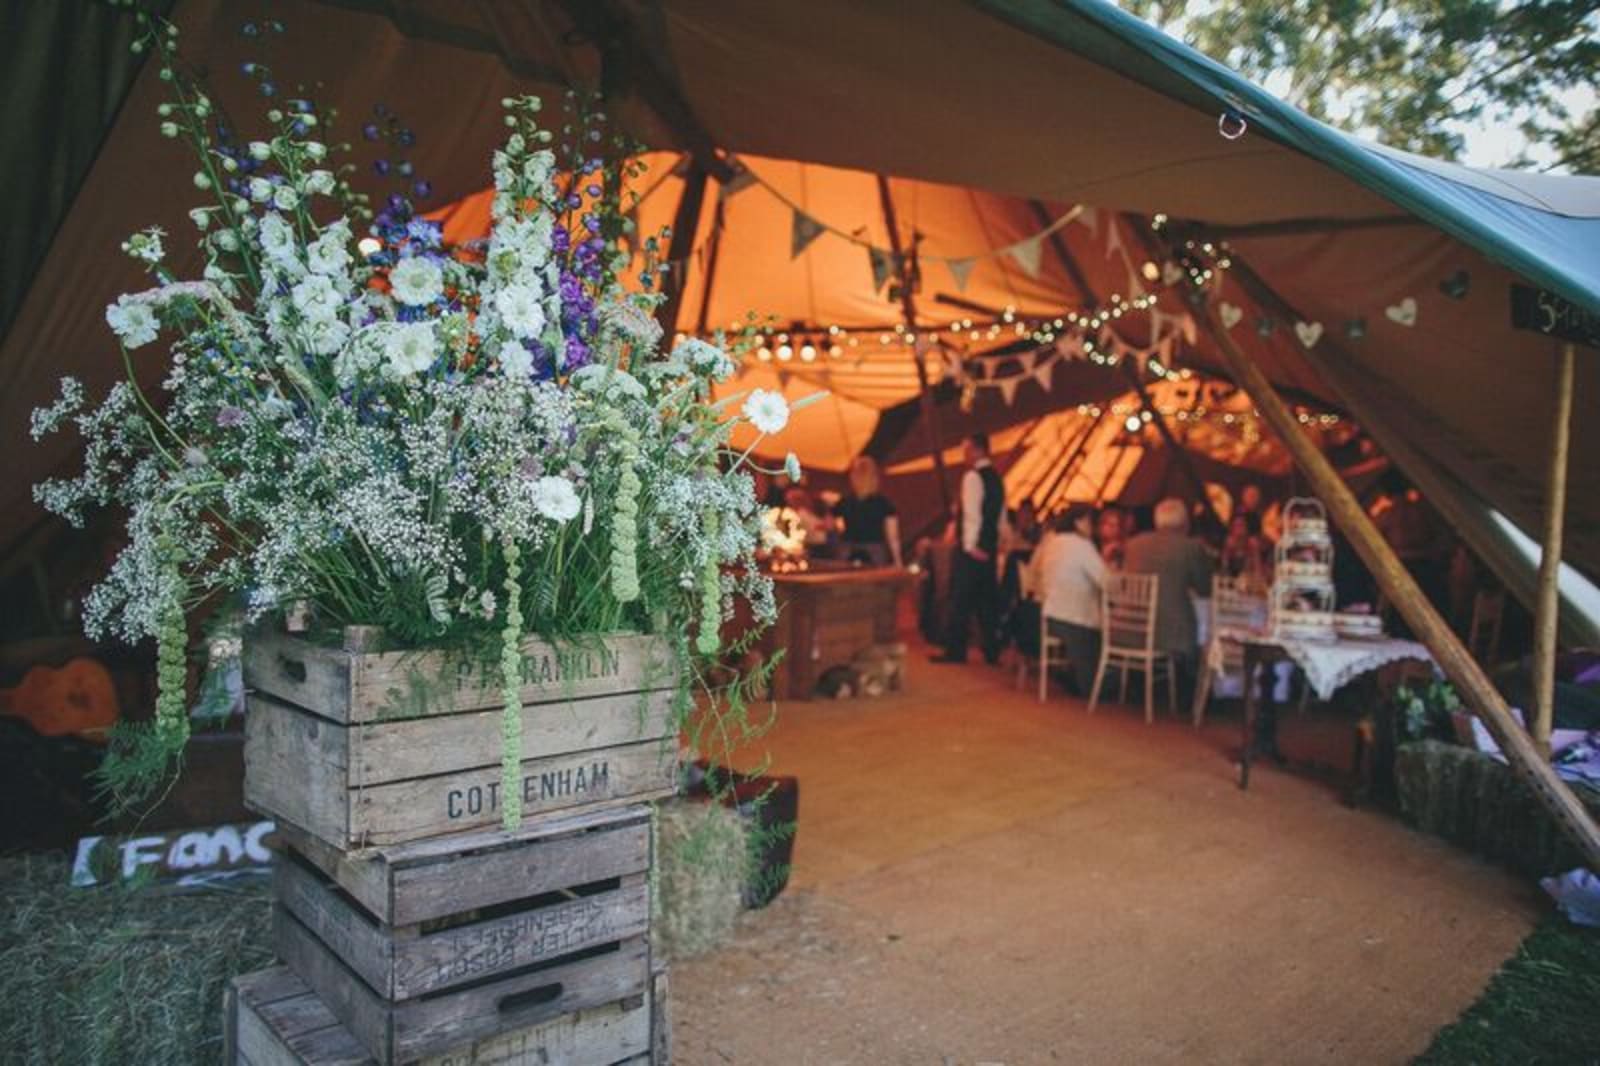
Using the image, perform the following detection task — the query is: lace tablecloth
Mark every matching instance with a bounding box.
[1210,626,1434,700]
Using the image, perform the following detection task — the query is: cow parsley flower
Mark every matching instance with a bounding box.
[382,322,438,378]
[106,296,160,348]
[389,255,443,307]
[679,337,735,381]
[570,364,646,401]
[742,388,790,434]
[494,282,546,339]
[529,475,581,522]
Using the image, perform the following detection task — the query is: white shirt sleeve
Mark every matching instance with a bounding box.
[960,469,983,553]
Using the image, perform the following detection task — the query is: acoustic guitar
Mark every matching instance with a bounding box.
[0,658,120,739]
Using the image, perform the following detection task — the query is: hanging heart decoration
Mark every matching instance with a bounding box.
[1294,321,1324,348]
[1439,270,1470,299]
[1162,261,1184,286]
[1256,317,1275,338]
[1385,297,1418,326]
[1344,317,1367,340]
[1219,302,1243,329]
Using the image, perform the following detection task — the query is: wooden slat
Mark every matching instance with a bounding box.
[246,631,676,724]
[245,697,350,846]
[275,907,651,1062]
[228,965,652,1065]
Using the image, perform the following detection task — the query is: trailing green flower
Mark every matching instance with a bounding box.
[697,508,722,656]
[499,536,525,830]
[609,416,642,604]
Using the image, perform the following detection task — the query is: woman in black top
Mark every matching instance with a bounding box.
[837,456,903,567]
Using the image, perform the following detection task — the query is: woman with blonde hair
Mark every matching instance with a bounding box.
[838,455,903,567]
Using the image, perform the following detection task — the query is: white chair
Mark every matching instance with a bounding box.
[1037,608,1070,701]
[1191,575,1265,726]
[1087,573,1177,724]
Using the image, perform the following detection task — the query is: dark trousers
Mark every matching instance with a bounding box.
[944,551,1000,662]
[1047,619,1102,696]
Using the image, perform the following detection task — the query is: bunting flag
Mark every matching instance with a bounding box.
[1035,357,1055,393]
[718,156,758,196]
[1075,205,1100,235]
[1017,350,1038,378]
[790,209,825,259]
[1007,234,1045,279]
[1103,216,1127,262]
[869,247,897,292]
[945,257,977,291]
[999,376,1021,406]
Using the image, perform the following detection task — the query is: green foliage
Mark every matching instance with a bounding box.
[1395,677,1464,740]
[0,854,273,1066]
[1415,915,1600,1064]
[1119,0,1600,170]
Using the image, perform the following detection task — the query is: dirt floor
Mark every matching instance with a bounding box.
[671,646,1542,1065]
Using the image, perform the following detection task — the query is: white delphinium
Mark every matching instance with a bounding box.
[389,256,443,307]
[258,212,297,262]
[493,282,546,340]
[273,185,300,211]
[303,170,336,197]
[290,273,343,323]
[306,221,352,276]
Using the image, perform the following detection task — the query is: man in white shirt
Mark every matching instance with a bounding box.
[931,434,1005,665]
[1030,503,1106,695]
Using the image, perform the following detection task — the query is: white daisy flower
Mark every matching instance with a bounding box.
[529,475,581,523]
[743,388,790,435]
[105,297,159,348]
[499,343,534,378]
[389,256,444,307]
[381,322,439,378]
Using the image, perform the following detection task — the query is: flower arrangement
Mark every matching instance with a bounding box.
[32,12,814,825]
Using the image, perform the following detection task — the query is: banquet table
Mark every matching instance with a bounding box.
[1212,626,1435,788]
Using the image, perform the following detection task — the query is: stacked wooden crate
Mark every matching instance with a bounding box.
[230,627,680,1065]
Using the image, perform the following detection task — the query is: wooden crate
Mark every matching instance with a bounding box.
[224,964,661,1065]
[244,630,680,848]
[274,806,652,999]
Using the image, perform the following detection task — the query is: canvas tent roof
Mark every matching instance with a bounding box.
[3,0,1598,633]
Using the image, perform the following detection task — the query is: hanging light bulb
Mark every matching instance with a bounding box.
[800,344,817,362]
[1124,415,1142,433]
[776,344,793,361]
[357,236,383,259]
[757,346,773,362]
[828,344,843,359]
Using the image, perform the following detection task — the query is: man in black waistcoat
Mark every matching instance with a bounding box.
[932,433,1004,665]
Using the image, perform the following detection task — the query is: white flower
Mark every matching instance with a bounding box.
[529,476,581,523]
[303,169,336,196]
[493,282,546,339]
[306,223,351,276]
[248,141,272,161]
[290,274,342,323]
[189,207,212,231]
[679,338,735,381]
[249,177,273,203]
[258,212,296,261]
[784,453,802,481]
[570,364,646,401]
[743,389,790,435]
[121,228,164,264]
[303,141,326,161]
[381,322,438,378]
[105,296,159,348]
[273,184,300,211]
[499,343,533,378]
[479,590,497,619]
[389,256,444,307]
[302,317,350,357]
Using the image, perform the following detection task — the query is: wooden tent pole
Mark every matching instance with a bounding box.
[1198,296,1600,870]
[654,162,709,338]
[877,174,952,512]
[1035,410,1105,511]
[692,189,728,337]
[1533,342,1576,749]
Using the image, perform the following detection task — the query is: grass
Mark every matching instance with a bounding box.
[1415,915,1600,1065]
[0,854,273,1066]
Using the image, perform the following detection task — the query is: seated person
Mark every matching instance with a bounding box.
[1030,504,1106,696]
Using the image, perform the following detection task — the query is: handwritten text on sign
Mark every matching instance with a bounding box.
[1509,285,1600,349]
[71,820,275,887]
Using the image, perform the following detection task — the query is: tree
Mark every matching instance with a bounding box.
[1119,0,1600,173]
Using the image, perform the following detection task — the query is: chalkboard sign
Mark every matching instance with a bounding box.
[1510,285,1600,349]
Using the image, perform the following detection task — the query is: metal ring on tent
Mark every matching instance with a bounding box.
[1218,109,1249,141]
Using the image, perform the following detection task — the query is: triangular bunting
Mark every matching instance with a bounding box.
[1017,351,1037,377]
[1075,205,1100,235]
[999,377,1021,406]
[1007,234,1045,279]
[869,247,897,292]
[945,257,977,292]
[1035,357,1055,393]
[1104,218,1126,262]
[790,209,825,259]
[1056,334,1084,360]
[719,156,757,196]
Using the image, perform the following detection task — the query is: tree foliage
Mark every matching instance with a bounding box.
[1120,0,1600,172]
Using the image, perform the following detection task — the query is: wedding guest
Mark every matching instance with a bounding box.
[1096,506,1128,568]
[1123,497,1215,684]
[1219,513,1269,585]
[837,456,903,568]
[932,434,1004,666]
[1031,504,1107,696]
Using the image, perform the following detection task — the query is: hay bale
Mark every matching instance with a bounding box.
[0,854,273,1065]
[654,798,747,962]
[1397,740,1600,878]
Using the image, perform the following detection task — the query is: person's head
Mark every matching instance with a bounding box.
[1062,503,1095,537]
[1228,514,1250,540]
[848,456,882,498]
[962,433,991,467]
[1018,498,1038,526]
[784,487,812,512]
[1096,508,1122,541]
[1240,484,1263,512]
[1154,497,1190,533]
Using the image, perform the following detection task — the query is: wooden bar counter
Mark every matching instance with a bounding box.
[766,564,912,701]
